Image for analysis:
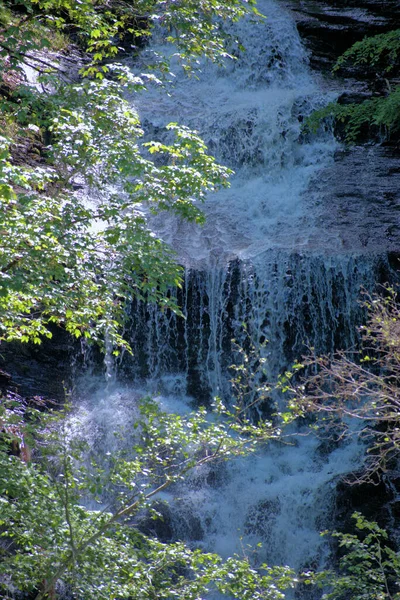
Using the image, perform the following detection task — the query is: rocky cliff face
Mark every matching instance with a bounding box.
[283,0,400,254]
[285,0,400,71]
[0,332,74,401]
[284,0,400,549]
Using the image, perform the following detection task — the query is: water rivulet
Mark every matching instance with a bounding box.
[77,0,398,587]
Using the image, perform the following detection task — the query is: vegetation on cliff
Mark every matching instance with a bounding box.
[307,29,400,143]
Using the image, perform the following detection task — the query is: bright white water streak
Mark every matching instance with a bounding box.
[133,0,339,266]
[123,252,386,402]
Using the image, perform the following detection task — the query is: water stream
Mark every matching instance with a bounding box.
[75,0,394,590]
[135,0,337,264]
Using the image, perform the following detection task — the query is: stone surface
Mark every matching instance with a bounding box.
[335,475,394,531]
[285,0,400,71]
[333,468,400,552]
[282,1,400,256]
[0,331,74,401]
[311,144,400,253]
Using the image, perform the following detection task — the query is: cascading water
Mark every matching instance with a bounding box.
[74,0,397,592]
[122,252,388,402]
[121,0,394,397]
[135,0,337,263]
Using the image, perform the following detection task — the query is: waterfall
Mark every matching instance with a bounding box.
[121,252,388,401]
[74,0,396,588]
[135,0,338,265]
[122,0,389,399]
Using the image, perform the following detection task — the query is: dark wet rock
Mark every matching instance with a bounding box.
[205,462,227,488]
[337,91,374,105]
[331,470,400,566]
[389,499,400,520]
[171,500,205,542]
[244,499,281,538]
[388,473,400,494]
[176,512,204,541]
[0,368,12,392]
[137,501,175,542]
[335,474,394,531]
[316,430,343,457]
[310,145,400,253]
[0,329,74,401]
[138,499,204,543]
[285,0,400,72]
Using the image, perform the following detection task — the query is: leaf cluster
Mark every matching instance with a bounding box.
[306,30,400,143]
[306,87,400,143]
[0,0,251,351]
[0,395,295,599]
[1,0,262,75]
[334,29,400,74]
[316,513,400,600]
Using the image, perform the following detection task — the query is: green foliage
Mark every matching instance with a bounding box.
[148,0,264,71]
[0,86,232,349]
[307,29,400,143]
[0,0,258,350]
[0,396,295,599]
[316,513,400,600]
[0,0,262,75]
[306,87,400,143]
[334,29,400,74]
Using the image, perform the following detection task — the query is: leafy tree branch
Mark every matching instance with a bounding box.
[0,396,294,599]
[0,0,262,351]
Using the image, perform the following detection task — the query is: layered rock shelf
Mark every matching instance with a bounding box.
[286,0,400,71]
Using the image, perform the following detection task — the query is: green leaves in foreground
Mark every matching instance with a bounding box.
[315,514,400,600]
[0,0,259,352]
[0,0,262,77]
[305,87,400,143]
[0,396,295,599]
[0,70,232,351]
[333,29,400,74]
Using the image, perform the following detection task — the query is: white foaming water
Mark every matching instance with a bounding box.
[125,252,385,400]
[71,380,365,585]
[134,0,338,267]
[171,421,364,573]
